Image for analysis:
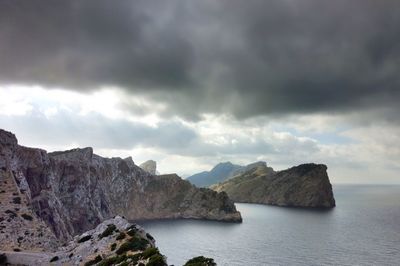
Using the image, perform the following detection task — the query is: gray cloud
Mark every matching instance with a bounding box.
[0,105,319,160]
[0,110,197,150]
[0,0,194,89]
[1,0,400,120]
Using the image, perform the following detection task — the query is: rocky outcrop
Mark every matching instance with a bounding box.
[212,162,335,208]
[0,129,242,244]
[142,174,241,222]
[44,216,166,265]
[139,160,158,175]
[2,216,167,266]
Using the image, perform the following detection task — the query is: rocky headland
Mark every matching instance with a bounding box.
[0,128,241,259]
[211,162,336,208]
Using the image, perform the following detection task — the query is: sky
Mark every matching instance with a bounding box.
[1,0,400,184]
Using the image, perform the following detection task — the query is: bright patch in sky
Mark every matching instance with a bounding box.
[1,85,399,184]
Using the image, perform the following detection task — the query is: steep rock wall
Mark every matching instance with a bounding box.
[0,129,241,242]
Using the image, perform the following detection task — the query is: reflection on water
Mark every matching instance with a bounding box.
[139,185,400,266]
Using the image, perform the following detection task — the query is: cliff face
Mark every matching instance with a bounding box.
[212,162,335,208]
[0,166,60,252]
[0,129,241,242]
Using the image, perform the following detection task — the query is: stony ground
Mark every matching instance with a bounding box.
[0,215,167,266]
[0,168,59,252]
[35,216,166,266]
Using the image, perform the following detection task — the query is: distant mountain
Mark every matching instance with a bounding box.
[211,162,336,208]
[186,162,244,187]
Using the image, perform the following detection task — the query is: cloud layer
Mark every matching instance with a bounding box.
[1,1,400,183]
[1,0,399,120]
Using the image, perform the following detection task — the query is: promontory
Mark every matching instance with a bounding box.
[211,161,335,208]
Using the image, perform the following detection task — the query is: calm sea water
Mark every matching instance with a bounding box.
[138,185,400,266]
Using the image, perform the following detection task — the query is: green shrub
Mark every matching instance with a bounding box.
[78,235,92,243]
[110,243,117,251]
[99,224,116,239]
[127,253,141,263]
[126,229,136,237]
[184,256,217,266]
[12,197,21,204]
[5,210,17,219]
[116,232,126,240]
[147,254,167,266]
[49,256,59,262]
[115,237,149,255]
[84,255,102,266]
[146,233,154,241]
[21,214,33,221]
[142,247,159,259]
[97,255,126,266]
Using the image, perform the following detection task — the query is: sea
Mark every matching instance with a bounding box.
[138,185,400,266]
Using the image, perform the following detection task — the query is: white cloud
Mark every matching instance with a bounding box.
[0,86,33,116]
[1,86,400,184]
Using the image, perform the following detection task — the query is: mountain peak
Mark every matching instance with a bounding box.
[211,162,238,171]
[187,162,242,187]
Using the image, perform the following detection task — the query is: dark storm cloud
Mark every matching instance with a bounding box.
[1,0,400,119]
[0,0,194,89]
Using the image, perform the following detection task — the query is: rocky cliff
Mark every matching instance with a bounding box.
[212,162,335,208]
[0,166,60,252]
[0,129,241,244]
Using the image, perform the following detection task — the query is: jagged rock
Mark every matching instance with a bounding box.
[0,166,60,252]
[212,162,336,208]
[45,216,166,266]
[139,160,158,175]
[0,129,241,244]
